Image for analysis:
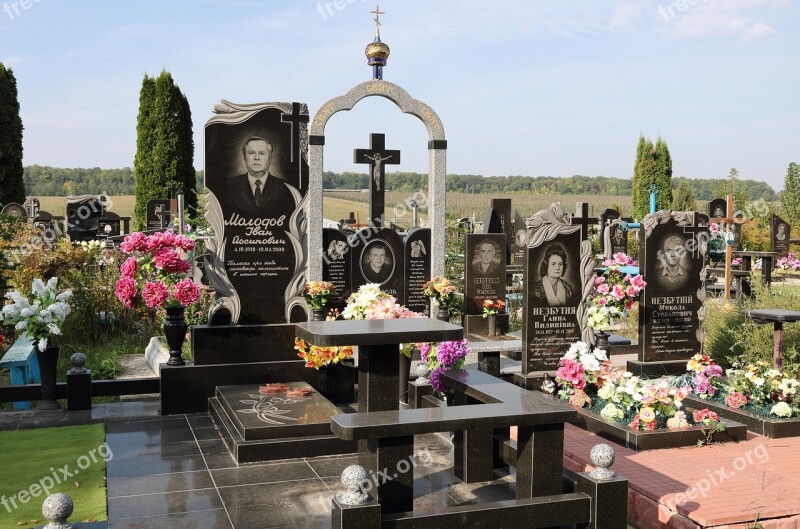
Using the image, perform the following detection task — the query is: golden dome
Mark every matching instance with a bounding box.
[365,40,390,63]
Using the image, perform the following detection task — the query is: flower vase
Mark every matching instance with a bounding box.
[317,365,335,399]
[595,330,611,357]
[164,306,187,366]
[487,314,497,337]
[399,352,412,404]
[35,345,61,411]
[310,308,327,321]
[435,302,450,322]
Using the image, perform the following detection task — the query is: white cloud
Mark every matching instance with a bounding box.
[654,0,788,41]
[609,4,642,32]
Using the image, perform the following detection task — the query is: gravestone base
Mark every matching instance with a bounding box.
[209,384,356,464]
[512,371,551,392]
[626,359,688,378]
[463,314,509,337]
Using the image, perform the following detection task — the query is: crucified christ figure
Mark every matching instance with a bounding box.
[363,153,392,191]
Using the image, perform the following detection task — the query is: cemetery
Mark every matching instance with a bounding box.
[1,4,800,529]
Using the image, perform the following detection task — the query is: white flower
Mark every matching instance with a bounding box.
[597,383,616,401]
[771,401,793,418]
[37,337,48,352]
[32,278,48,298]
[592,347,609,361]
[579,353,600,372]
[600,403,624,421]
[753,377,765,387]
[20,307,34,318]
[47,323,61,335]
[15,321,27,331]
[56,290,72,302]
[46,277,58,289]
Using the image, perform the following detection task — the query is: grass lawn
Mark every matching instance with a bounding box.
[0,424,107,527]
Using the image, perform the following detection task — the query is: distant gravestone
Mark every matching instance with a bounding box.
[350,228,404,301]
[204,101,309,325]
[569,202,598,241]
[512,209,528,265]
[322,228,352,314]
[490,198,512,263]
[99,211,122,237]
[1,203,26,219]
[66,195,104,242]
[708,198,727,219]
[599,208,619,254]
[629,211,708,376]
[403,228,431,314]
[521,204,593,374]
[146,199,171,231]
[772,214,791,258]
[464,233,506,315]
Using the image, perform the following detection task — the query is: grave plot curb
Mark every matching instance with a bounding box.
[684,395,800,439]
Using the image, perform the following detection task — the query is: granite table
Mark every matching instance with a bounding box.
[742,309,800,368]
[735,251,777,287]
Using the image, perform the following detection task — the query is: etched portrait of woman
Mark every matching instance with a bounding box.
[532,244,575,306]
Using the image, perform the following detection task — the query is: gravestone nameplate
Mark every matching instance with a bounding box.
[204,101,309,325]
[322,228,352,314]
[350,228,405,302]
[522,204,593,373]
[772,214,791,259]
[404,228,431,314]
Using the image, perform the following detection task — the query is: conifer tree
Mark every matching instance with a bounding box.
[0,63,25,206]
[781,162,800,227]
[133,70,195,228]
[671,179,696,212]
[631,135,673,219]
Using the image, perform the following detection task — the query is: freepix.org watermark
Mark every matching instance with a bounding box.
[661,443,769,513]
[357,448,434,492]
[3,0,45,21]
[316,0,371,20]
[0,443,113,514]
[658,0,711,21]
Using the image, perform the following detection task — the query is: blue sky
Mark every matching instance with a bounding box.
[1,0,798,191]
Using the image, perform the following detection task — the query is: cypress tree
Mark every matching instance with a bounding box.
[133,70,195,229]
[671,179,696,212]
[631,135,673,219]
[781,162,800,227]
[0,63,25,205]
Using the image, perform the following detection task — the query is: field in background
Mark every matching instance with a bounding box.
[32,193,633,228]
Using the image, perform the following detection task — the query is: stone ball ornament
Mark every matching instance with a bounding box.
[336,464,371,505]
[589,443,617,480]
[42,493,74,529]
[70,352,87,373]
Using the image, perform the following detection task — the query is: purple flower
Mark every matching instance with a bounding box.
[429,367,449,394]
[435,339,469,368]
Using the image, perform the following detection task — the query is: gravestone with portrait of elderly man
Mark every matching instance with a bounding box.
[515,203,595,389]
[627,211,709,377]
[463,233,508,336]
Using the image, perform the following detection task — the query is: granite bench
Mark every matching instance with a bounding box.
[742,309,800,369]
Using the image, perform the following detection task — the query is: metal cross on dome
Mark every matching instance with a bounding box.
[371,5,385,37]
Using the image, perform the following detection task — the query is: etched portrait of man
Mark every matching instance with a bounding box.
[655,234,689,290]
[361,241,394,284]
[472,239,501,276]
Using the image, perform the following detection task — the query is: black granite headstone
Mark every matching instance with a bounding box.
[639,212,707,363]
[772,214,791,258]
[708,198,727,219]
[66,195,104,242]
[350,228,405,301]
[523,230,584,372]
[0,203,26,219]
[599,208,619,253]
[464,234,506,315]
[146,199,171,231]
[99,211,122,237]
[354,133,400,228]
[404,228,431,314]
[608,224,628,256]
[512,209,528,265]
[490,198,512,263]
[322,228,352,313]
[204,102,309,325]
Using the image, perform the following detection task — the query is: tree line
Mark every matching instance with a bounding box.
[19,166,777,203]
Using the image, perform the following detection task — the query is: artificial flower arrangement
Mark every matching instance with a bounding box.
[586,253,646,333]
[420,339,470,394]
[775,253,800,271]
[294,338,353,370]
[303,281,336,311]
[482,299,505,318]
[548,341,721,432]
[114,231,200,309]
[676,353,724,399]
[0,277,72,352]
[721,358,799,418]
[422,276,459,313]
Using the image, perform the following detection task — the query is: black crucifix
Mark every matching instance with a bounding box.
[281,102,310,191]
[569,202,599,241]
[354,133,400,227]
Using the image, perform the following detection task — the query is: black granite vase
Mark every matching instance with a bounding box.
[35,345,61,411]
[595,330,611,357]
[317,365,335,399]
[310,308,327,321]
[399,352,411,404]
[487,314,497,337]
[435,304,450,322]
[164,306,187,366]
